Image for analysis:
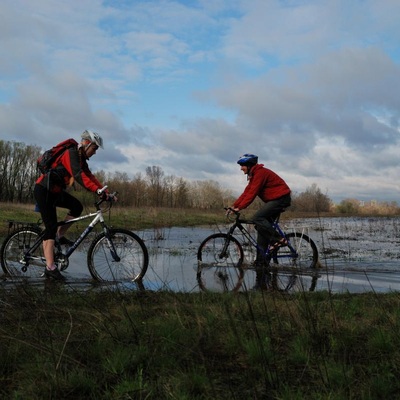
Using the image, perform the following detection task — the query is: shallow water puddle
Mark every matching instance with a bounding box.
[2,218,400,293]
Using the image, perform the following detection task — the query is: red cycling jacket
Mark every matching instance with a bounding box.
[35,142,104,194]
[233,164,291,210]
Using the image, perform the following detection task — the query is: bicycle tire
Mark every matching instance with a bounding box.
[0,227,45,279]
[87,228,149,282]
[197,233,244,292]
[269,231,319,291]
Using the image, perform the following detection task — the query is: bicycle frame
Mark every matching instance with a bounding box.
[22,199,120,269]
[224,213,297,263]
[57,209,107,257]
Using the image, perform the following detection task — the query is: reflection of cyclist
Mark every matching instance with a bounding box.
[34,130,115,281]
[228,153,291,266]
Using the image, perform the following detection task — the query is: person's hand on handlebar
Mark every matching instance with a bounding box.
[97,187,118,202]
[225,206,239,216]
[106,192,118,202]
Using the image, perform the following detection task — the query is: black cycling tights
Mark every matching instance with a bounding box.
[34,184,83,241]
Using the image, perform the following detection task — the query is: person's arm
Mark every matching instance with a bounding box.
[233,173,266,210]
[66,148,103,192]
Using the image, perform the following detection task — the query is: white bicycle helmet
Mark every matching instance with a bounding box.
[81,130,104,149]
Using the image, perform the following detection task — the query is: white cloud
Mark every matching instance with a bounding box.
[1,0,400,203]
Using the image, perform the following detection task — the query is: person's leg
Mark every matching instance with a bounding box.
[55,191,83,240]
[251,199,282,287]
[34,185,63,279]
[251,194,291,288]
[253,194,291,247]
[56,215,76,241]
[43,239,55,268]
[252,200,284,256]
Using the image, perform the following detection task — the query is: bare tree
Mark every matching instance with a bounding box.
[292,183,332,213]
[130,172,148,207]
[105,171,131,206]
[0,140,12,200]
[0,140,42,202]
[174,177,190,208]
[189,180,225,209]
[146,166,165,207]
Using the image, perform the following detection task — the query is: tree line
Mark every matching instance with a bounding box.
[0,140,233,208]
[1,139,398,214]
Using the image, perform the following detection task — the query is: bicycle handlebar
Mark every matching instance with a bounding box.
[224,207,256,224]
[95,186,118,208]
[96,185,108,195]
[224,207,240,221]
[108,192,118,201]
[224,207,239,214]
[224,206,284,225]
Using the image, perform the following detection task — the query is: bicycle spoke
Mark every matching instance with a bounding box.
[87,229,148,282]
[268,232,319,291]
[197,233,244,292]
[1,228,45,279]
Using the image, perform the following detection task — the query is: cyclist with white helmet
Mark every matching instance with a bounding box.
[34,130,115,280]
[228,153,291,287]
[80,129,103,151]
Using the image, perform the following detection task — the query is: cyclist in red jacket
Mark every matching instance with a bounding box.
[34,130,114,281]
[229,153,291,274]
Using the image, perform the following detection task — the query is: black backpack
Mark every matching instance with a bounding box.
[37,138,77,174]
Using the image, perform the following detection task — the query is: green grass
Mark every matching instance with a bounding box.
[2,203,400,398]
[2,287,400,399]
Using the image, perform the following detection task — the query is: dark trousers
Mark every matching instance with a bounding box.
[34,184,83,241]
[252,194,291,256]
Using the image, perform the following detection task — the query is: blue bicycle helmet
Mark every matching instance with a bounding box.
[237,154,258,166]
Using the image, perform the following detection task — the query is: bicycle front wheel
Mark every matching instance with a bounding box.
[0,227,45,279]
[87,228,149,282]
[270,232,319,291]
[197,233,244,292]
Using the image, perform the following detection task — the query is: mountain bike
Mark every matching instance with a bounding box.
[197,208,319,292]
[0,187,149,282]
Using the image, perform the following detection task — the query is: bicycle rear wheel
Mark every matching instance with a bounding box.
[197,233,244,292]
[87,228,149,282]
[0,227,45,279]
[270,232,319,291]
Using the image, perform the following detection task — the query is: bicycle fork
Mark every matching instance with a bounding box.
[219,239,230,260]
[102,227,121,262]
[219,226,237,259]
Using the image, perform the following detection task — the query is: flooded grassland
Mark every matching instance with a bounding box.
[1,216,400,293]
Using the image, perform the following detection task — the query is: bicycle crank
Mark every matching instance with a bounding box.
[55,253,69,271]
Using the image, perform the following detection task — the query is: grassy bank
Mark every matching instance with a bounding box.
[0,202,227,237]
[2,202,400,398]
[1,286,400,399]
[0,201,339,238]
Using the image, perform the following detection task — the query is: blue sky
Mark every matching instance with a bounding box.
[2,0,400,203]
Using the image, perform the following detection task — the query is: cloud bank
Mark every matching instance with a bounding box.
[1,0,400,202]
